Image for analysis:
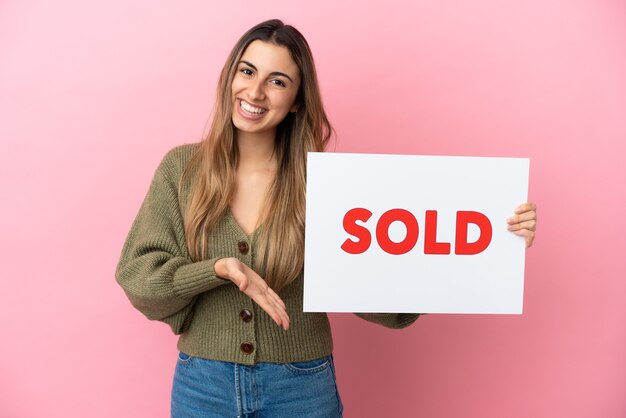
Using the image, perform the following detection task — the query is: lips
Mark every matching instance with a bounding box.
[240,99,267,115]
[235,99,267,121]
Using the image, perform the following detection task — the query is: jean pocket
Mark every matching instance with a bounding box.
[284,356,331,375]
[177,351,193,365]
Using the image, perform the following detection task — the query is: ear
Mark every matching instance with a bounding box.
[290,103,299,113]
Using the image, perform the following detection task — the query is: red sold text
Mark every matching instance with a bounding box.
[341,209,493,255]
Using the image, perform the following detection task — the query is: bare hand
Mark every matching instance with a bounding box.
[214,258,290,330]
[507,202,537,248]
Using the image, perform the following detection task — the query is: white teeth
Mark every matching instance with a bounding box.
[240,100,266,114]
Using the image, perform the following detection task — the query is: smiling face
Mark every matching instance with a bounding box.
[231,40,301,139]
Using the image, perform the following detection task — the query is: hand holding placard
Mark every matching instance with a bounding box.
[507,203,538,248]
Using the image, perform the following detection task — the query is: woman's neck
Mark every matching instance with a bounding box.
[236,130,277,170]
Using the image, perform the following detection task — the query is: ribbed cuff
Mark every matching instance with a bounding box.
[355,313,421,329]
[172,258,229,298]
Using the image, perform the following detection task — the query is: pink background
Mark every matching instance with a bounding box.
[1,1,625,417]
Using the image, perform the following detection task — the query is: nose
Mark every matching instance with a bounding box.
[247,78,265,101]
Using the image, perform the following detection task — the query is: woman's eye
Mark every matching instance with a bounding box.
[240,68,253,76]
[271,79,286,87]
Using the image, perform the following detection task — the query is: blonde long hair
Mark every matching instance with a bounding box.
[181,19,332,291]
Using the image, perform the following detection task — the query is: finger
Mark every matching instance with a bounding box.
[243,281,286,327]
[242,276,290,330]
[507,210,536,225]
[512,229,535,248]
[232,270,248,291]
[275,300,290,330]
[267,287,287,310]
[507,219,537,232]
[263,290,290,329]
[514,202,537,214]
[267,291,290,328]
[257,297,288,329]
[263,295,290,330]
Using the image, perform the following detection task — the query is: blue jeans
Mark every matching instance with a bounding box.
[171,352,343,417]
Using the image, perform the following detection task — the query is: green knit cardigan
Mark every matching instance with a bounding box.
[115,143,419,365]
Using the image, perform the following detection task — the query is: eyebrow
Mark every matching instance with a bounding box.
[239,60,294,83]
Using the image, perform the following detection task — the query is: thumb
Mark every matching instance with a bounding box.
[234,270,249,291]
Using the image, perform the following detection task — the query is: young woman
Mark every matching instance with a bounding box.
[116,19,537,418]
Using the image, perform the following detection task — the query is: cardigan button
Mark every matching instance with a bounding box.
[240,309,253,322]
[238,241,249,255]
[240,342,254,354]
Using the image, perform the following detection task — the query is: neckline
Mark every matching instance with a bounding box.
[226,206,261,239]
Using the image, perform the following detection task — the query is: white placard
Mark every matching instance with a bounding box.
[304,152,529,314]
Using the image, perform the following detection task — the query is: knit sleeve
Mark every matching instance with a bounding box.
[115,146,229,334]
[354,313,421,329]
